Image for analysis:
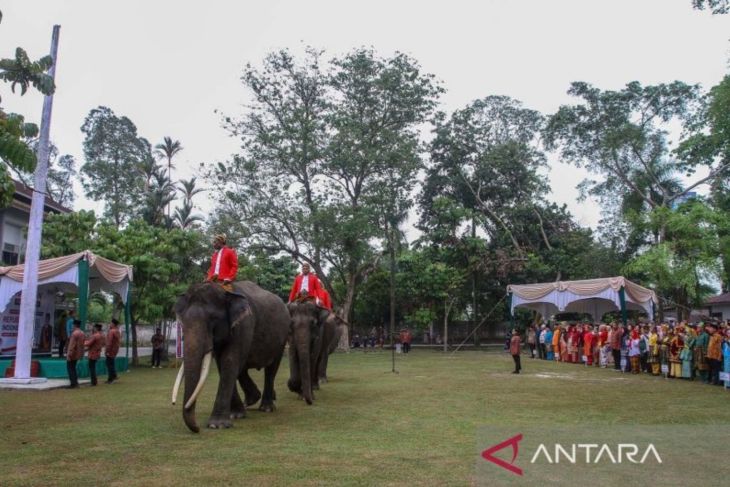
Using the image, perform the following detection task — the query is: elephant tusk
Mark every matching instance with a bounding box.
[171,363,185,405]
[184,352,212,410]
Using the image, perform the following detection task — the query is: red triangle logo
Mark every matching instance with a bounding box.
[481,433,523,476]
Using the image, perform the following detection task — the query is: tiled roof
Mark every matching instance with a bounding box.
[706,292,730,305]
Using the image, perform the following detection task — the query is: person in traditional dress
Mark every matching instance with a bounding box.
[648,326,660,376]
[545,326,554,361]
[681,327,695,380]
[706,324,723,385]
[206,234,238,291]
[628,330,641,374]
[620,325,630,372]
[510,329,522,374]
[560,325,569,362]
[639,326,650,373]
[288,262,322,303]
[582,325,594,366]
[84,324,105,386]
[566,326,576,363]
[693,324,710,383]
[552,325,561,362]
[669,328,684,379]
[610,323,622,371]
[527,326,537,359]
[722,328,730,389]
[598,325,608,367]
[660,326,672,378]
[592,325,600,367]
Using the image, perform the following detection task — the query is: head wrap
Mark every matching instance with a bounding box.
[213,234,227,244]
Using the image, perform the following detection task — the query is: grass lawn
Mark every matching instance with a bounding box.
[1,349,729,486]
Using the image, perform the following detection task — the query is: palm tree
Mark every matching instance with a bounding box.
[153,137,183,217]
[174,201,204,229]
[178,177,204,206]
[142,165,176,227]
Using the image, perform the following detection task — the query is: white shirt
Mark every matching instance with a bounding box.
[539,330,546,344]
[301,274,309,293]
[213,249,223,276]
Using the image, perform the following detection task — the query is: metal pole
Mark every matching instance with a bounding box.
[13,25,60,381]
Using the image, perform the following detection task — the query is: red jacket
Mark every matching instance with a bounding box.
[207,246,238,282]
[319,288,332,310]
[288,273,322,303]
[510,335,521,356]
[106,327,121,358]
[85,331,106,360]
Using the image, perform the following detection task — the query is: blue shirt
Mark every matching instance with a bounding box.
[66,317,74,338]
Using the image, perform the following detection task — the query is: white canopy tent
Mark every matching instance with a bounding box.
[507,277,657,322]
[0,251,133,367]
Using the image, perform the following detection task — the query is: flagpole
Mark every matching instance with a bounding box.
[12,25,61,381]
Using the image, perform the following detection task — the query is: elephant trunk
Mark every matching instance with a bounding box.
[182,349,212,433]
[294,330,313,405]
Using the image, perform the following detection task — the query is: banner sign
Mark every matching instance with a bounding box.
[0,291,54,356]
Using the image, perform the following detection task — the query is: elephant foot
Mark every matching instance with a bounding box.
[258,401,276,412]
[207,417,233,429]
[288,379,302,394]
[229,408,246,420]
[245,389,261,407]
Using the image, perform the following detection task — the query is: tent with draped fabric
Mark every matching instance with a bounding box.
[0,251,133,378]
[507,277,657,322]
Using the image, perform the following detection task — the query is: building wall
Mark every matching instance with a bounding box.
[708,304,730,321]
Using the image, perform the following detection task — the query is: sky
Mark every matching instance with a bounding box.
[1,0,729,231]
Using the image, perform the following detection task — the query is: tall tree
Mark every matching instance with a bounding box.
[154,136,183,218]
[80,106,149,227]
[209,48,441,326]
[0,9,55,206]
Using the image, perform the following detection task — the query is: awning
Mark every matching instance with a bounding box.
[507,277,657,321]
[0,251,133,313]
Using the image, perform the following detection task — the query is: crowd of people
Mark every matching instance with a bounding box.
[517,320,730,387]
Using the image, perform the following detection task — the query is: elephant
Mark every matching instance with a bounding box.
[287,300,344,403]
[172,281,289,433]
[317,313,347,384]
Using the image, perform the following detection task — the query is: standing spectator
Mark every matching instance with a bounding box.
[65,310,76,351]
[66,320,85,389]
[693,324,710,383]
[527,326,537,359]
[151,327,164,368]
[538,325,546,359]
[55,311,68,358]
[85,324,105,386]
[648,326,660,375]
[610,323,623,371]
[722,328,730,389]
[510,329,522,374]
[582,324,594,366]
[552,325,561,362]
[401,327,412,354]
[105,319,121,384]
[628,329,641,374]
[639,326,650,373]
[544,325,554,361]
[706,324,723,385]
[681,327,695,379]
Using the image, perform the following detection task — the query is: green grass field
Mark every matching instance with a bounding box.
[1,349,729,486]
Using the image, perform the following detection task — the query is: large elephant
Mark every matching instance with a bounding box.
[172,281,289,433]
[287,300,344,403]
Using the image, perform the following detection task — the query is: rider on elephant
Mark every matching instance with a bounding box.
[288,263,322,303]
[207,234,238,291]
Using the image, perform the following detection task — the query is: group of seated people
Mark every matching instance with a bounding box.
[523,320,730,387]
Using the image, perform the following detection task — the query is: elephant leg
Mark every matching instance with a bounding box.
[311,339,323,392]
[260,352,283,412]
[318,350,330,383]
[230,385,246,419]
[208,345,243,429]
[287,344,302,394]
[239,369,261,406]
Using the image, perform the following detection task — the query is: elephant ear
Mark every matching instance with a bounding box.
[318,308,330,325]
[228,294,251,330]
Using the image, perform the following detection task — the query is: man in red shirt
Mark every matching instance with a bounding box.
[85,324,105,386]
[207,234,238,290]
[105,319,121,384]
[288,263,322,303]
